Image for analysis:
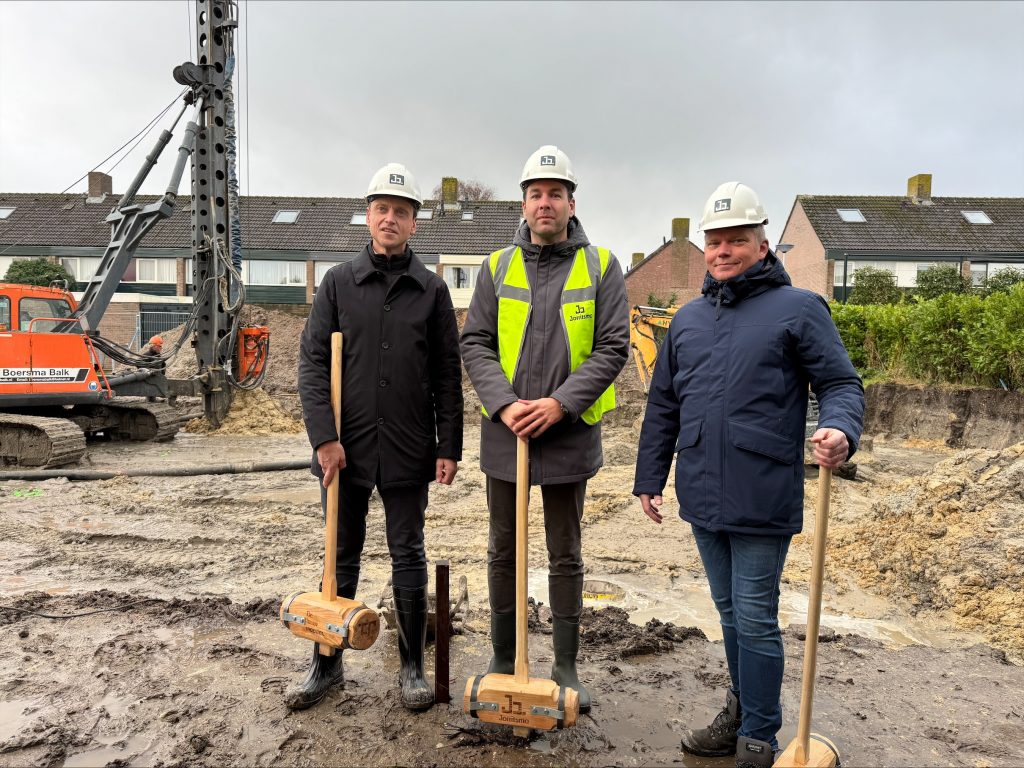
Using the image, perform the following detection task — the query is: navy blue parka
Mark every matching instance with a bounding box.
[632,252,864,535]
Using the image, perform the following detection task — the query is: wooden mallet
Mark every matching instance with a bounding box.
[464,436,579,735]
[281,332,380,654]
[775,466,841,767]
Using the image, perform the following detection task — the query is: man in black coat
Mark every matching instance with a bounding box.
[293,162,463,712]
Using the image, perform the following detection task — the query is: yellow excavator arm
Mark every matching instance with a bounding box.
[629,305,677,394]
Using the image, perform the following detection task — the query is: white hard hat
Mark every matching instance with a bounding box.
[520,145,578,193]
[366,162,422,208]
[699,181,768,231]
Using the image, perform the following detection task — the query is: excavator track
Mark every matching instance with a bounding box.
[102,400,189,442]
[0,414,88,468]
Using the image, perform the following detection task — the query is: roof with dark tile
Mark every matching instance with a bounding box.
[797,195,1024,252]
[0,193,522,255]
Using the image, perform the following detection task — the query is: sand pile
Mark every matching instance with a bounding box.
[184,388,304,436]
[830,443,1024,653]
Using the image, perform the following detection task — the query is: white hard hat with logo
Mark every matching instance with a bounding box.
[520,145,578,193]
[366,162,422,208]
[699,181,768,231]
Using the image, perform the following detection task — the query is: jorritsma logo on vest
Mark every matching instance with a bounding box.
[569,303,593,322]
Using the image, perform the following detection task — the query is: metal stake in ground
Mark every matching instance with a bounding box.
[775,466,842,768]
[280,332,380,654]
[435,560,450,705]
[463,436,580,735]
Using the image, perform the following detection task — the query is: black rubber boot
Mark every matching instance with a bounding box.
[393,585,433,711]
[735,735,777,768]
[550,616,591,714]
[680,689,741,756]
[284,642,344,710]
[487,611,516,674]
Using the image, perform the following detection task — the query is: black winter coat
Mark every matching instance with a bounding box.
[298,246,463,488]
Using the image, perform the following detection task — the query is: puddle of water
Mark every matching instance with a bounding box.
[240,486,320,505]
[63,734,153,768]
[0,698,37,742]
[95,690,133,718]
[528,570,962,650]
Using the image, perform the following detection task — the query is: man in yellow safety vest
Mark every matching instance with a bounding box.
[461,145,629,713]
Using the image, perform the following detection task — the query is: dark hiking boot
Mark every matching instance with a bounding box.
[394,585,433,711]
[487,611,516,675]
[680,689,741,756]
[550,616,591,714]
[284,642,344,710]
[736,735,777,768]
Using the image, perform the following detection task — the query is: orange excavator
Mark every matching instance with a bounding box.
[0,0,268,468]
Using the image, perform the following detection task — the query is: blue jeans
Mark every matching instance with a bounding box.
[691,525,791,748]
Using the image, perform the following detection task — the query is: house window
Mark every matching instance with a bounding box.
[135,258,177,283]
[834,261,855,286]
[971,265,988,286]
[242,260,306,286]
[314,261,342,287]
[272,210,300,224]
[416,209,433,220]
[0,295,9,331]
[350,213,367,225]
[836,208,866,223]
[462,211,474,221]
[961,210,992,225]
[443,266,478,290]
[0,207,15,220]
[61,256,103,282]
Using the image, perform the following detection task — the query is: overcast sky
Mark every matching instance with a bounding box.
[2,1,1022,265]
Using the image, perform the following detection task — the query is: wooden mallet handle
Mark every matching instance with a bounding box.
[321,333,343,603]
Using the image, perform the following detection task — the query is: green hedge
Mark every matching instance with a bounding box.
[829,283,1024,389]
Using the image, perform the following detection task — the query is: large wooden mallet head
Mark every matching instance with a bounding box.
[464,672,579,731]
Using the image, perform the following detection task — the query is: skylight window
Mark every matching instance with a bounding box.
[462,211,474,221]
[350,213,367,225]
[0,207,15,220]
[837,208,866,223]
[416,209,433,220]
[961,210,992,225]
[272,210,299,224]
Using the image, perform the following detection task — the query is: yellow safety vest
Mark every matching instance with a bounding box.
[484,244,615,426]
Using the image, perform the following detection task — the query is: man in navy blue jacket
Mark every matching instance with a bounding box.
[633,181,864,768]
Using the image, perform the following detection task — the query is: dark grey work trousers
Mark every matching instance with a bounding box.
[486,476,587,620]
[319,479,429,592]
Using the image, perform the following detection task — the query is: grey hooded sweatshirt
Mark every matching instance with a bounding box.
[460,217,630,484]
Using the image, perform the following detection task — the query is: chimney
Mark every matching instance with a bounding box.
[907,173,932,205]
[441,177,459,207]
[671,217,690,242]
[87,171,112,202]
[631,252,645,268]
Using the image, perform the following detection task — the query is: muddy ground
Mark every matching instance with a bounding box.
[2,425,1024,768]
[3,308,1024,767]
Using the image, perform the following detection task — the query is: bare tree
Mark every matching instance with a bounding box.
[430,179,496,202]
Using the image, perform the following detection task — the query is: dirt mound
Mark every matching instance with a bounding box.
[831,443,1024,653]
[579,605,706,660]
[185,388,304,435]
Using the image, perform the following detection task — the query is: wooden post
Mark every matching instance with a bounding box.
[435,560,451,705]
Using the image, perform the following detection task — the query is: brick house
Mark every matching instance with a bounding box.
[624,217,706,308]
[778,174,1024,301]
